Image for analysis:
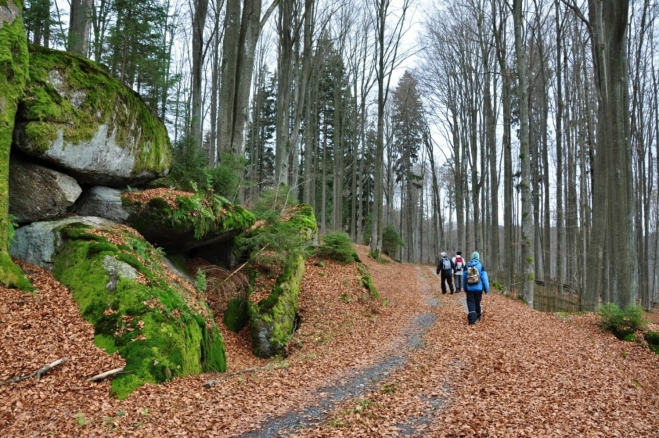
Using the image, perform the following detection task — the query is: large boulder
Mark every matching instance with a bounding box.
[9,154,82,224]
[76,186,129,223]
[121,189,256,252]
[13,45,172,187]
[10,216,226,399]
[9,216,115,270]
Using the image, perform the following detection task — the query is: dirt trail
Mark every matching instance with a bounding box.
[241,266,440,437]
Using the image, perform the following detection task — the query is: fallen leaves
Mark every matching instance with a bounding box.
[1,249,659,437]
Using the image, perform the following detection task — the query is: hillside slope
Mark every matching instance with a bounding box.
[1,246,659,437]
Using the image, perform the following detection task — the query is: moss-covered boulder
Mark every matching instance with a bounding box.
[13,45,171,187]
[10,216,226,399]
[250,253,306,358]
[121,189,256,252]
[246,204,318,358]
[0,0,31,290]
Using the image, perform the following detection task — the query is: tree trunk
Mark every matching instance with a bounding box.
[514,0,535,307]
[585,0,635,309]
[191,0,209,149]
[68,0,93,56]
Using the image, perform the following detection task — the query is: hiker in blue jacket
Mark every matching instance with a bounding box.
[462,251,490,325]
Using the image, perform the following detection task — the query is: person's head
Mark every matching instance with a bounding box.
[441,251,447,257]
[471,251,480,261]
[456,251,462,256]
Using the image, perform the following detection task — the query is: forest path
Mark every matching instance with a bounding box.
[239,265,441,437]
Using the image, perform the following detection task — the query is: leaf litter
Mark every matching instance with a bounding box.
[1,247,659,437]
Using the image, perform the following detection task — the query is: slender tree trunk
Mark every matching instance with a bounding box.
[555,0,564,286]
[191,0,209,149]
[514,0,534,306]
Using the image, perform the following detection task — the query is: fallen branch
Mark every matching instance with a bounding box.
[37,358,68,380]
[85,367,124,383]
[0,357,68,386]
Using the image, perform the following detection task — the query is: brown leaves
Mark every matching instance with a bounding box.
[2,250,659,437]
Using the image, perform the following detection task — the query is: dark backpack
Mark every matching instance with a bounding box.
[466,265,481,285]
[442,258,452,271]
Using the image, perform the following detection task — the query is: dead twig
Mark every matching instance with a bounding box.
[85,367,124,383]
[0,357,68,386]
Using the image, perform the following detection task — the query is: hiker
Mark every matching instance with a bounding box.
[463,251,490,325]
[436,252,456,294]
[452,251,465,292]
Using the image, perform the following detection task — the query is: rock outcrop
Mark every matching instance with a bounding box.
[9,216,115,270]
[10,216,227,398]
[9,155,82,224]
[121,189,256,252]
[248,205,317,358]
[75,186,129,223]
[0,0,32,289]
[13,45,172,187]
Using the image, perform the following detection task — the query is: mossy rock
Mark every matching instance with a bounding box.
[224,297,249,333]
[249,253,305,358]
[122,191,255,252]
[13,45,171,187]
[51,222,226,399]
[0,0,32,290]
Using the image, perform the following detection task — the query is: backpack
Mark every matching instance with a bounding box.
[466,265,481,285]
[455,256,464,271]
[442,257,452,271]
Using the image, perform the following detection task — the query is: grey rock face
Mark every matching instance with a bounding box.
[9,156,82,224]
[9,216,116,270]
[102,255,138,280]
[76,186,129,223]
[14,124,164,187]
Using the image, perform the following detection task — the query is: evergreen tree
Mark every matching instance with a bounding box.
[246,68,277,197]
[391,71,425,262]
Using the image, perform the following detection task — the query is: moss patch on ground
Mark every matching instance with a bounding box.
[17,45,171,175]
[0,0,31,289]
[51,223,226,399]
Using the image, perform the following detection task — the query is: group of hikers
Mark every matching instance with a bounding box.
[436,250,490,325]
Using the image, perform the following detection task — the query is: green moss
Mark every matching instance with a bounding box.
[124,192,255,241]
[0,0,31,289]
[224,298,249,332]
[20,45,171,175]
[94,334,119,355]
[52,224,226,399]
[23,121,59,154]
[357,263,379,298]
[249,254,305,357]
[166,253,189,275]
[645,331,659,354]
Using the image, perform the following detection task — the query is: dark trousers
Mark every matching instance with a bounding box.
[454,272,463,291]
[441,273,454,294]
[466,291,483,324]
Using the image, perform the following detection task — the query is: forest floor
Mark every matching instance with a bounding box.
[2,245,659,437]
